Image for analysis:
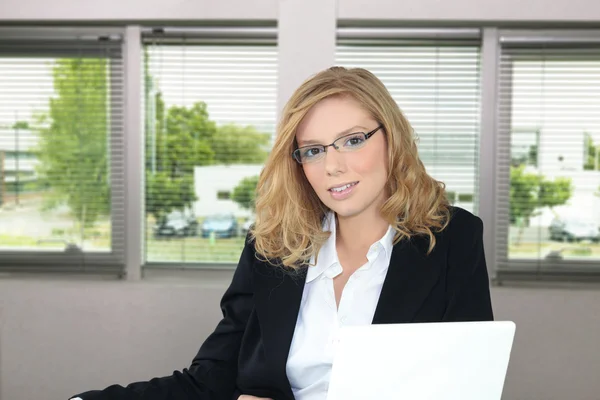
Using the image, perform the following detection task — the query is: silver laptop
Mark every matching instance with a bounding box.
[326,321,516,400]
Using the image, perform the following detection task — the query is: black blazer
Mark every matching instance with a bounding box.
[72,207,493,400]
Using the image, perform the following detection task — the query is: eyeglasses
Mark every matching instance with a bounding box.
[292,125,383,164]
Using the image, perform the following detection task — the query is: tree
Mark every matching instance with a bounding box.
[510,165,573,244]
[36,58,110,229]
[232,175,259,211]
[539,177,572,208]
[583,132,598,170]
[12,121,30,130]
[162,102,217,173]
[144,100,217,222]
[142,47,270,222]
[146,171,196,223]
[211,124,271,165]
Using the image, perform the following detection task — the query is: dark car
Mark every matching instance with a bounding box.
[154,211,198,238]
[240,218,254,237]
[201,213,238,238]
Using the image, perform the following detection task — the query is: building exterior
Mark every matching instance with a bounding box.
[193,164,263,218]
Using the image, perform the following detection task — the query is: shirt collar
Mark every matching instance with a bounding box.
[305,212,396,283]
[379,223,396,260]
[306,212,338,283]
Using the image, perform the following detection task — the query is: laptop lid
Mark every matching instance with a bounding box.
[326,321,516,400]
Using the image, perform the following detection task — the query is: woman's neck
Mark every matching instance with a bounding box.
[335,209,389,253]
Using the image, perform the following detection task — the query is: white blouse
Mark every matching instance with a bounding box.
[285,212,395,400]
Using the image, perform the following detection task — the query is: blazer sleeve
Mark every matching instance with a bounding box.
[69,236,256,400]
[442,213,494,322]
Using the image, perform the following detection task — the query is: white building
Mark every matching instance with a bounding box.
[193,164,264,218]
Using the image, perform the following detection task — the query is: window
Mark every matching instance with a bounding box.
[496,30,600,274]
[143,27,277,266]
[217,191,231,200]
[0,28,125,271]
[336,28,482,214]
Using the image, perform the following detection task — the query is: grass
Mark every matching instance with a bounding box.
[0,232,243,262]
[0,234,64,249]
[0,233,111,251]
[509,241,600,259]
[146,236,247,263]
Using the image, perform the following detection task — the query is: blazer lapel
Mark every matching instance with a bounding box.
[372,237,441,324]
[252,261,306,398]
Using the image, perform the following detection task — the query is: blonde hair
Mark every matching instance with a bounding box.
[250,66,450,268]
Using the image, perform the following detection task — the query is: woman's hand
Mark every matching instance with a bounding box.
[238,396,273,400]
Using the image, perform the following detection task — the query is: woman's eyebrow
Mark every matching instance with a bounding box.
[297,125,369,146]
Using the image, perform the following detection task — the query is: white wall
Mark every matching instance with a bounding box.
[0,0,278,21]
[3,0,600,22]
[338,0,600,22]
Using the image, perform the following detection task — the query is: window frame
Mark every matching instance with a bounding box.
[493,29,600,283]
[141,25,277,271]
[0,27,126,273]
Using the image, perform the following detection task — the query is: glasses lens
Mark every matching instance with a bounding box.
[336,133,367,152]
[294,147,325,163]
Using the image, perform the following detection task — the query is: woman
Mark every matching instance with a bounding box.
[70,66,493,400]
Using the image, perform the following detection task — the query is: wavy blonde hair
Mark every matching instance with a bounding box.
[250,66,450,268]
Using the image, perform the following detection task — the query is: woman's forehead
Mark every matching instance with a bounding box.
[295,97,373,143]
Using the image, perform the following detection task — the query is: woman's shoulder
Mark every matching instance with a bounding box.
[446,206,483,235]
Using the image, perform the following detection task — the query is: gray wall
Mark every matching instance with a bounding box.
[1,279,600,400]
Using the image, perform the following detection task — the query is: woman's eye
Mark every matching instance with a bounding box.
[345,135,365,146]
[303,147,322,157]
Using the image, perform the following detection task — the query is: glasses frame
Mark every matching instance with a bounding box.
[292,124,383,164]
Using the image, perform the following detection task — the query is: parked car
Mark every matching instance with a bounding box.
[154,210,198,238]
[201,213,238,238]
[549,217,600,243]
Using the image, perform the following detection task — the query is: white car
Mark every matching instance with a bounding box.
[549,218,600,243]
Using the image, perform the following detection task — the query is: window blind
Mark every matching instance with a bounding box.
[0,28,124,270]
[142,27,277,266]
[336,28,482,214]
[496,31,600,271]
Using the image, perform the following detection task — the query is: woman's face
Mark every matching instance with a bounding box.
[295,96,389,220]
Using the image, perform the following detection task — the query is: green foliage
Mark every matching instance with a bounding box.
[231,175,259,211]
[162,102,216,176]
[146,172,197,223]
[212,124,271,165]
[35,58,110,227]
[144,99,216,221]
[144,94,270,220]
[510,165,573,225]
[12,120,30,130]
[539,177,572,208]
[583,132,598,170]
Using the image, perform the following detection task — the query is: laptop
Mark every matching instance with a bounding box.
[326,321,516,400]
